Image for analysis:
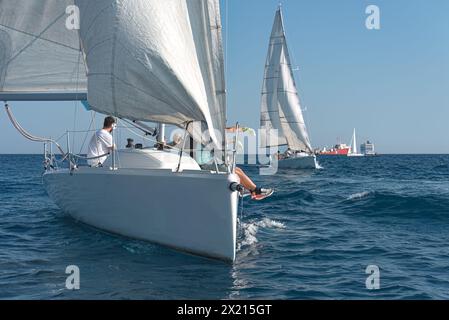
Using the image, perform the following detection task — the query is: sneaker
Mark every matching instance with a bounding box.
[251,188,274,201]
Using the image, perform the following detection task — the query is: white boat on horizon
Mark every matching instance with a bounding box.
[1,0,242,262]
[259,7,318,170]
[347,128,365,157]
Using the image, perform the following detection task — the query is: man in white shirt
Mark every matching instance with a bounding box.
[87,116,116,167]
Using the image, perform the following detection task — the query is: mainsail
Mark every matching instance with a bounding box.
[260,8,313,153]
[0,0,87,100]
[0,0,226,146]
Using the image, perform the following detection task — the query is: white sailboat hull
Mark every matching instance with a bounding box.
[347,153,364,157]
[43,167,239,262]
[278,154,318,169]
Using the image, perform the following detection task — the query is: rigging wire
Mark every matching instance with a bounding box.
[225,0,228,81]
[72,104,78,158]
[78,111,96,155]
[71,48,84,163]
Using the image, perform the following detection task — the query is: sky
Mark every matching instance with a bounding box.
[1,0,448,154]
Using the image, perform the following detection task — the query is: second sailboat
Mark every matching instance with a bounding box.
[260,7,318,170]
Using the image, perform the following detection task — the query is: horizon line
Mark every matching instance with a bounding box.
[0,153,448,156]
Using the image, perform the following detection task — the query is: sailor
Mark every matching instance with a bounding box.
[167,133,183,148]
[225,126,274,200]
[154,133,183,150]
[276,150,282,160]
[284,148,293,158]
[86,116,116,167]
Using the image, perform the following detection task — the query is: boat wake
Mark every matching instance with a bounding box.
[237,218,286,251]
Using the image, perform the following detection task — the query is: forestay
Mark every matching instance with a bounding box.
[260,8,313,153]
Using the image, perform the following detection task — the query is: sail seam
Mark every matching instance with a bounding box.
[79,3,114,42]
[1,12,76,65]
[0,24,80,52]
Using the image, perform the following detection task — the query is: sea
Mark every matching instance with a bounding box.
[0,154,448,300]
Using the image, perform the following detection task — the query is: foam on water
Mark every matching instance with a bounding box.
[347,191,372,201]
[238,218,286,250]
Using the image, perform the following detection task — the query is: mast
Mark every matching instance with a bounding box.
[157,123,166,145]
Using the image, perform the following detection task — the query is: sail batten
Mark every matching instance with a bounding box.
[260,8,313,153]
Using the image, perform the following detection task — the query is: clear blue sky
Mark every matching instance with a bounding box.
[1,0,448,154]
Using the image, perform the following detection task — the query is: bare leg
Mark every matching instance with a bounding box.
[235,167,256,193]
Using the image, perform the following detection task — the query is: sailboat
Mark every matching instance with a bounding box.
[0,0,242,262]
[348,128,364,157]
[260,7,318,170]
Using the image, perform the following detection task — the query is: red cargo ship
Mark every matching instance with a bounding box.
[320,144,350,156]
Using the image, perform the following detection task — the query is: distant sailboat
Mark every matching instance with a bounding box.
[348,128,364,157]
[260,7,318,169]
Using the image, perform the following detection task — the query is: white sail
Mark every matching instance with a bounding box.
[351,128,358,154]
[0,0,87,100]
[0,0,226,146]
[76,0,226,145]
[260,8,313,153]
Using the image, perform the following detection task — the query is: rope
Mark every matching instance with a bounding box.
[71,49,83,153]
[5,103,115,168]
[238,193,245,238]
[70,152,110,160]
[4,103,66,156]
[176,122,192,172]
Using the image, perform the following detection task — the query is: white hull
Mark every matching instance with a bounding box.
[278,154,318,169]
[43,167,240,262]
[347,153,364,157]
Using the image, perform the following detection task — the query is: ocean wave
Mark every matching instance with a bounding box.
[275,189,315,203]
[3,154,449,299]
[341,191,449,220]
[433,163,449,170]
[347,191,373,201]
[237,218,286,250]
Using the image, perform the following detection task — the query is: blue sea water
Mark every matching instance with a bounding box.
[0,154,448,300]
